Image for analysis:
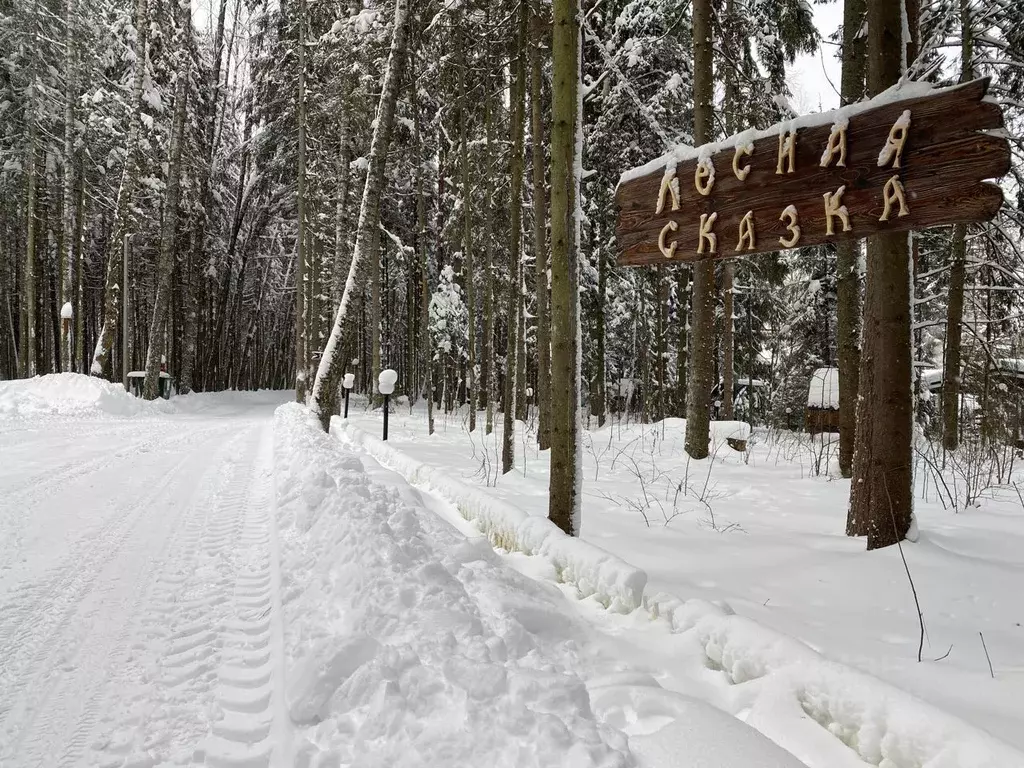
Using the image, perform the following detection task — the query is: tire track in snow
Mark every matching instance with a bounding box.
[0,421,232,577]
[0,425,251,768]
[0,422,234,681]
[84,423,288,768]
[0,436,223,765]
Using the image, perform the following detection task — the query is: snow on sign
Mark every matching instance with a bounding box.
[615,78,1009,266]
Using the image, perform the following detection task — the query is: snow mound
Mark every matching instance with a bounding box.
[646,594,1024,768]
[0,373,174,419]
[273,403,632,767]
[334,419,647,612]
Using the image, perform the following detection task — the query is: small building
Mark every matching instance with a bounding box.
[806,367,839,434]
[127,371,176,400]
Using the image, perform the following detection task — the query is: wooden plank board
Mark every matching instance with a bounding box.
[615,78,1009,267]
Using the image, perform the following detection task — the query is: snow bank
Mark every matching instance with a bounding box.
[0,373,173,419]
[272,403,632,767]
[333,419,647,613]
[645,593,1023,768]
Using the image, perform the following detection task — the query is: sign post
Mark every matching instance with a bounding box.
[616,79,1008,267]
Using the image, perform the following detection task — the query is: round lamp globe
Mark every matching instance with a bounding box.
[378,369,398,395]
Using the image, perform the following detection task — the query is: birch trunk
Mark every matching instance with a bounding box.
[310,0,412,429]
[143,31,188,400]
[90,0,150,378]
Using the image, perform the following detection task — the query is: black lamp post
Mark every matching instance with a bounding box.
[378,369,397,441]
[343,372,354,418]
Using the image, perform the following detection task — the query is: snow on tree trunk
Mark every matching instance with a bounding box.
[310,0,412,430]
[143,24,188,401]
[90,0,150,379]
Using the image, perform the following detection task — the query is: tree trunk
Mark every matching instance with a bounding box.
[143,36,188,400]
[684,0,715,459]
[849,0,914,550]
[531,0,551,450]
[548,0,580,535]
[483,86,495,434]
[23,118,38,378]
[294,0,308,402]
[503,2,527,474]
[459,39,477,432]
[310,0,412,429]
[73,168,85,372]
[414,86,434,435]
[837,0,867,479]
[675,268,689,416]
[942,0,973,451]
[90,0,149,378]
[60,0,77,372]
[595,224,607,427]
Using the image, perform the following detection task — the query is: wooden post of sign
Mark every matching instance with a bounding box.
[684,0,716,460]
[851,0,913,551]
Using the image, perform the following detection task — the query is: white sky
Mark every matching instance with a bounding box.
[787,1,845,114]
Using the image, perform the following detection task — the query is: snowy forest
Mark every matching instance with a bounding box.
[2,0,1024,542]
[5,0,1024,764]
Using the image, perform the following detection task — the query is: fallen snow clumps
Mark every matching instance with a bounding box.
[646,593,1024,768]
[334,419,647,612]
[273,403,632,767]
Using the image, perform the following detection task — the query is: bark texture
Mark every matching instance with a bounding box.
[684,0,715,460]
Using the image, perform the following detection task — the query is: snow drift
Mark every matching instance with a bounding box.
[334,420,647,613]
[332,414,1024,768]
[273,403,633,767]
[0,373,173,419]
[645,594,1024,768]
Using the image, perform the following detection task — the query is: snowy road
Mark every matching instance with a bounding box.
[0,395,290,768]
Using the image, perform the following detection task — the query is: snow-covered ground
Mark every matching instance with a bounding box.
[2,375,1022,767]
[336,399,1024,766]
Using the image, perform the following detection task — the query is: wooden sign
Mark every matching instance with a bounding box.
[615,78,1009,267]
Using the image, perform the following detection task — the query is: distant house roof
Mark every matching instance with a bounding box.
[808,367,839,410]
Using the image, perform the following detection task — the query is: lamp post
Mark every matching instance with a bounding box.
[343,372,355,418]
[122,232,133,391]
[378,369,397,441]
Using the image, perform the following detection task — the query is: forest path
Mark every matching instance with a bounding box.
[0,396,291,768]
